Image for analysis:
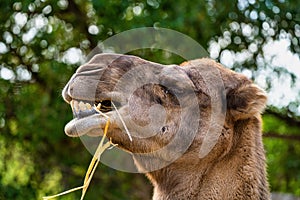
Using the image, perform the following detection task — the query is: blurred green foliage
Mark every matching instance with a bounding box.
[0,0,300,199]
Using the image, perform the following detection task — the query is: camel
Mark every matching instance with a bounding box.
[62,53,270,200]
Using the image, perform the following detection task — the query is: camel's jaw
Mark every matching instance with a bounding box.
[64,99,120,137]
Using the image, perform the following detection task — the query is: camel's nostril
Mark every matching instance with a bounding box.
[62,85,72,103]
[161,126,169,133]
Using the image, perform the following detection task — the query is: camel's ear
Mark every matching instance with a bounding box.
[227,83,267,120]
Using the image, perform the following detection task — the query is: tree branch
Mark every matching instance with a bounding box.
[55,0,98,49]
[264,109,300,128]
[263,132,300,141]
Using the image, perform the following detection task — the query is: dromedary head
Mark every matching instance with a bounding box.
[62,53,270,200]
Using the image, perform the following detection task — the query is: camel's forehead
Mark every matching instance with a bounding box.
[75,54,191,83]
[73,54,247,93]
[184,58,250,88]
[75,54,167,76]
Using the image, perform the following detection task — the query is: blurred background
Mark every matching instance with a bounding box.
[0,0,300,199]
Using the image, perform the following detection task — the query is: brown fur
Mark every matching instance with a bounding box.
[62,54,270,200]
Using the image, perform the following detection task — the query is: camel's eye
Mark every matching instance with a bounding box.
[161,86,172,95]
[163,88,169,94]
[155,85,180,106]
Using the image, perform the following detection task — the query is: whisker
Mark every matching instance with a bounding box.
[111,101,133,141]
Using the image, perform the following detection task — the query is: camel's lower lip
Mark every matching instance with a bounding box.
[65,99,115,137]
[65,99,126,137]
[64,113,109,137]
[73,108,98,119]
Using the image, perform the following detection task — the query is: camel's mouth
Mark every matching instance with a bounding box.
[72,99,113,118]
[64,99,117,137]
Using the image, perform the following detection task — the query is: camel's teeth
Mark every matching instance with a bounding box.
[96,103,101,111]
[73,100,79,112]
[78,101,86,111]
[77,101,92,111]
[86,103,92,109]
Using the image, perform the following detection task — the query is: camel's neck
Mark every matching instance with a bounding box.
[146,118,270,200]
[148,166,207,200]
